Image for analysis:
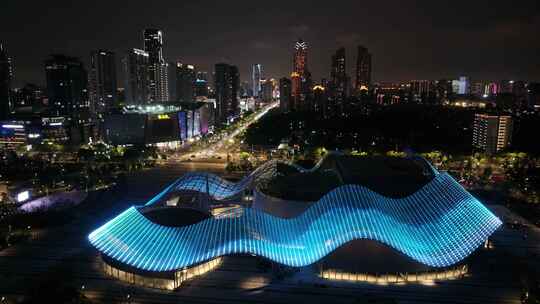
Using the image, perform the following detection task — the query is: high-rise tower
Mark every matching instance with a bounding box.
[330,47,347,100]
[214,63,239,124]
[291,39,308,109]
[89,50,117,112]
[251,64,263,97]
[143,29,164,65]
[355,46,372,92]
[44,54,88,118]
[143,29,168,102]
[0,43,12,120]
[123,49,150,105]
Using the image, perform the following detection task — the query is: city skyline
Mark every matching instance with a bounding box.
[2,0,540,87]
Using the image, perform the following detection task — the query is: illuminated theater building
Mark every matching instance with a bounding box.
[89,154,501,289]
[101,102,213,147]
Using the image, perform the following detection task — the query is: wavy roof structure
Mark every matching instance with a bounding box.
[144,156,320,204]
[89,165,501,272]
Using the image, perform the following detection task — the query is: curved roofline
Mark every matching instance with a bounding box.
[89,172,501,272]
[145,151,433,205]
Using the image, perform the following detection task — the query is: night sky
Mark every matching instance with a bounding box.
[2,0,540,87]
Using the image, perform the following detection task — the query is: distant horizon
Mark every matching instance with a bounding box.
[2,0,540,86]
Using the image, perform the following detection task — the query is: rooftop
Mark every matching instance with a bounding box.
[261,155,433,201]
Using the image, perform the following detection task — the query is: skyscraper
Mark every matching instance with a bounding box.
[251,64,263,97]
[260,78,274,102]
[527,83,540,108]
[291,39,308,107]
[89,50,117,113]
[279,77,292,112]
[123,48,149,105]
[410,80,433,103]
[472,113,513,155]
[45,54,88,118]
[330,47,347,101]
[11,84,44,110]
[143,29,168,102]
[214,63,239,124]
[355,46,372,92]
[195,72,209,98]
[143,29,164,64]
[453,76,470,95]
[0,43,12,120]
[169,62,196,103]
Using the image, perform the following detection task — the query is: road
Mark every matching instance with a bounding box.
[175,101,278,161]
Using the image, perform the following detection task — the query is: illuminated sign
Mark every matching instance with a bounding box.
[157,114,170,120]
[17,191,30,203]
[1,124,24,129]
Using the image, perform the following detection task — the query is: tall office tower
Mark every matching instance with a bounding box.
[11,84,44,109]
[45,54,88,118]
[511,81,527,104]
[471,81,487,97]
[312,84,328,117]
[251,64,263,97]
[260,78,274,102]
[195,72,209,98]
[472,113,513,155]
[527,83,540,108]
[197,71,208,82]
[291,39,308,107]
[157,63,169,101]
[214,63,239,124]
[0,43,12,120]
[453,76,470,95]
[355,46,372,92]
[435,79,453,101]
[169,62,196,103]
[410,80,432,102]
[143,29,168,102]
[279,77,292,112]
[485,82,500,96]
[240,81,250,97]
[123,49,150,105]
[89,50,117,113]
[143,29,164,64]
[330,47,347,101]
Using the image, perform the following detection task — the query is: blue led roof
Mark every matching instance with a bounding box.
[89,169,501,272]
[144,159,308,204]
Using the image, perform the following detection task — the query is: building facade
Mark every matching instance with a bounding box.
[0,43,12,120]
[279,77,292,112]
[330,47,347,101]
[89,50,117,113]
[44,55,89,119]
[355,46,372,92]
[143,29,168,102]
[472,113,513,154]
[292,39,308,108]
[260,78,274,102]
[123,49,150,105]
[214,63,239,124]
[169,63,196,103]
[251,64,263,97]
